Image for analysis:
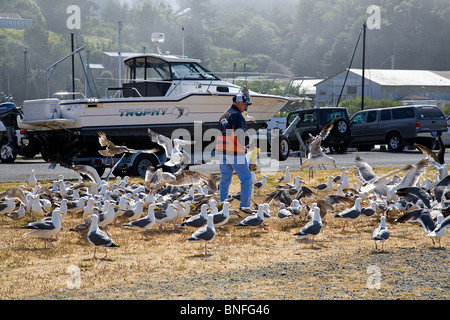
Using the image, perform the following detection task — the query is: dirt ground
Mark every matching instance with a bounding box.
[0,167,448,301]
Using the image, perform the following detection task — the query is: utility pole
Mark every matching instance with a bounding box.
[361,21,367,110]
[24,48,28,101]
[182,26,185,57]
[71,33,76,99]
[118,21,123,95]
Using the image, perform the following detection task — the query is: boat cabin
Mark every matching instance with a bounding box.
[122,54,222,97]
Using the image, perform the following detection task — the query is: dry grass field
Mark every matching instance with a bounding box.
[0,164,449,301]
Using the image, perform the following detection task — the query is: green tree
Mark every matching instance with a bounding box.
[339,97,403,117]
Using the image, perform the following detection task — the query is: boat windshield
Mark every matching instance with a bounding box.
[171,62,219,80]
[127,57,171,82]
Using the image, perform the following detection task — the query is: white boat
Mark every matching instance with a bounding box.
[16,53,290,173]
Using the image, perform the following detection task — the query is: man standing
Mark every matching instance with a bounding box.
[216,87,254,214]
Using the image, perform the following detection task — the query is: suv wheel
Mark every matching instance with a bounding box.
[387,133,404,152]
[334,118,349,134]
[0,140,16,163]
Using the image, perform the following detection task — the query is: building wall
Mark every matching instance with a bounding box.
[0,18,33,30]
[315,72,450,108]
[315,73,382,107]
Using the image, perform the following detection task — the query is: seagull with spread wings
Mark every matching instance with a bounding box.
[98,131,158,165]
[144,166,218,192]
[415,138,447,179]
[148,129,195,167]
[300,120,337,179]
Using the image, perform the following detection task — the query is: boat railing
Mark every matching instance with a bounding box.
[165,71,308,98]
[52,91,87,100]
[105,87,143,98]
[165,72,218,97]
[214,73,312,98]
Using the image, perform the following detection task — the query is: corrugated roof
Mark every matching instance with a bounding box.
[0,13,22,19]
[349,69,450,86]
[293,79,323,94]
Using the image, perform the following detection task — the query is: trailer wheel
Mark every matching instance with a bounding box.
[272,135,290,161]
[132,154,159,178]
[0,140,16,163]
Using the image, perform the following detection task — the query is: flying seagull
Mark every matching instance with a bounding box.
[300,120,337,179]
[98,131,158,164]
[148,129,195,167]
[415,140,447,179]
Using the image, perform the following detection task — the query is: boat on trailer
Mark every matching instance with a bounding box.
[16,53,290,176]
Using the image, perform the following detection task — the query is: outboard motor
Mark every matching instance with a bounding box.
[0,102,20,162]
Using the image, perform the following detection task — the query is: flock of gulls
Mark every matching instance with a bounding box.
[1,124,450,259]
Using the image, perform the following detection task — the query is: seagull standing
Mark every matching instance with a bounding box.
[211,201,231,228]
[253,175,267,195]
[5,203,26,224]
[371,216,390,251]
[87,214,119,259]
[98,202,118,232]
[313,175,334,194]
[277,203,292,219]
[155,203,179,230]
[81,198,98,219]
[181,203,209,228]
[22,209,63,248]
[28,169,38,188]
[334,197,362,231]
[361,200,377,222]
[0,198,20,218]
[187,214,216,255]
[294,206,323,248]
[235,204,265,232]
[123,204,157,238]
[288,199,303,219]
[29,196,46,219]
[278,167,291,184]
[122,200,146,222]
[427,214,450,248]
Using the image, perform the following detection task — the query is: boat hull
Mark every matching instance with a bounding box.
[19,93,288,166]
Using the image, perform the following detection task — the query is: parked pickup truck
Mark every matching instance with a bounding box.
[350,105,448,152]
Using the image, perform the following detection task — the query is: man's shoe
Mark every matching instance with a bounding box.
[240,207,255,214]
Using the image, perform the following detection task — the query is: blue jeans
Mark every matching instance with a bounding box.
[219,155,252,208]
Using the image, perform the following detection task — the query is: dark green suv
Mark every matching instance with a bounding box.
[286,107,352,153]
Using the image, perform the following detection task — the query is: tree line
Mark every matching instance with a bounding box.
[1,0,449,105]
